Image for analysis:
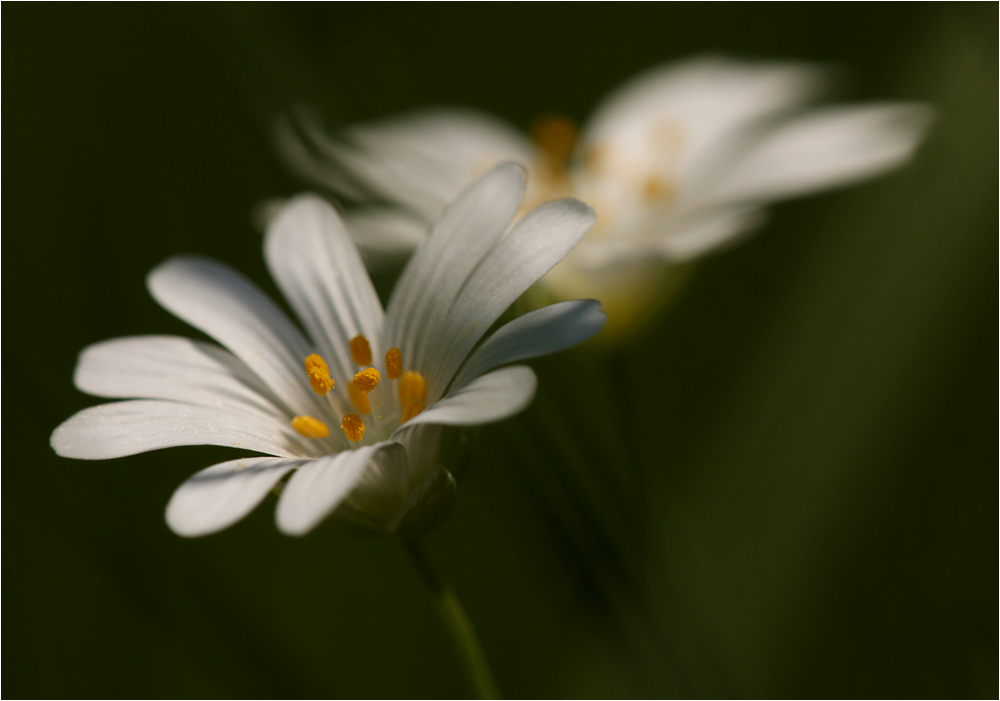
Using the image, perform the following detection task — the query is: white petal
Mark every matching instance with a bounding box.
[384,162,526,379]
[276,442,407,536]
[451,300,606,390]
[74,335,286,420]
[344,208,429,269]
[656,206,768,260]
[582,56,821,182]
[341,108,536,220]
[573,205,767,266]
[393,366,537,432]
[51,400,299,460]
[426,198,595,394]
[265,195,385,384]
[166,457,304,537]
[274,109,372,202]
[147,256,324,418]
[703,104,934,206]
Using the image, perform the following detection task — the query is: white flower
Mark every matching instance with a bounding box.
[51,163,605,538]
[279,55,932,336]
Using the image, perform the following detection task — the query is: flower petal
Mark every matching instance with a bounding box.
[276,442,407,536]
[427,198,595,394]
[339,109,535,220]
[573,205,767,266]
[51,400,299,460]
[582,56,821,182]
[166,457,305,537]
[147,256,324,418]
[451,300,606,390]
[393,365,537,432]
[384,161,526,376]
[265,195,385,385]
[703,104,934,206]
[274,109,373,202]
[74,335,287,420]
[344,208,430,269]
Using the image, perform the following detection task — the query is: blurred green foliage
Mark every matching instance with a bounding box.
[4,3,996,698]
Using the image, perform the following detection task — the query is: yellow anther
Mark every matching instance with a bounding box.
[401,399,426,424]
[642,175,679,204]
[349,335,372,366]
[348,379,371,414]
[584,144,605,172]
[385,347,402,380]
[304,354,334,396]
[340,413,365,442]
[291,415,330,440]
[398,371,427,406]
[530,113,579,161]
[352,367,380,393]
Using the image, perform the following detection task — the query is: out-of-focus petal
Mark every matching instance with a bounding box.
[51,400,301,460]
[574,205,767,266]
[341,108,536,220]
[166,457,305,537]
[581,56,822,182]
[344,208,429,269]
[451,300,606,390]
[274,109,373,202]
[703,104,934,205]
[276,442,407,536]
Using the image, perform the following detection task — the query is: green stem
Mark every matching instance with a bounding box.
[401,538,500,699]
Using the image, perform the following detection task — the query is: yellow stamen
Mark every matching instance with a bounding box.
[348,379,371,414]
[352,367,380,393]
[349,335,372,366]
[642,175,679,204]
[291,415,330,439]
[304,354,334,396]
[584,144,605,172]
[398,370,427,406]
[530,113,578,161]
[385,347,403,380]
[340,413,364,442]
[401,399,425,424]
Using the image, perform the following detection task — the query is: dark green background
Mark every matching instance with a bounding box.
[4,3,996,698]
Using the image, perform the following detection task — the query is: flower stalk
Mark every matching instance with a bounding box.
[402,538,500,699]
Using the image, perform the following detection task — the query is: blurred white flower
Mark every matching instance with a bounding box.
[51,163,604,537]
[279,56,932,337]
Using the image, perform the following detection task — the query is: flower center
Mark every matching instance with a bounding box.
[290,335,427,446]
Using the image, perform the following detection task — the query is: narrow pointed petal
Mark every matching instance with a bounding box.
[51,400,299,460]
[705,104,934,206]
[265,195,385,384]
[147,256,323,418]
[74,335,286,420]
[384,162,526,375]
[276,442,407,536]
[428,198,595,394]
[166,457,305,537]
[394,366,537,433]
[451,301,606,390]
